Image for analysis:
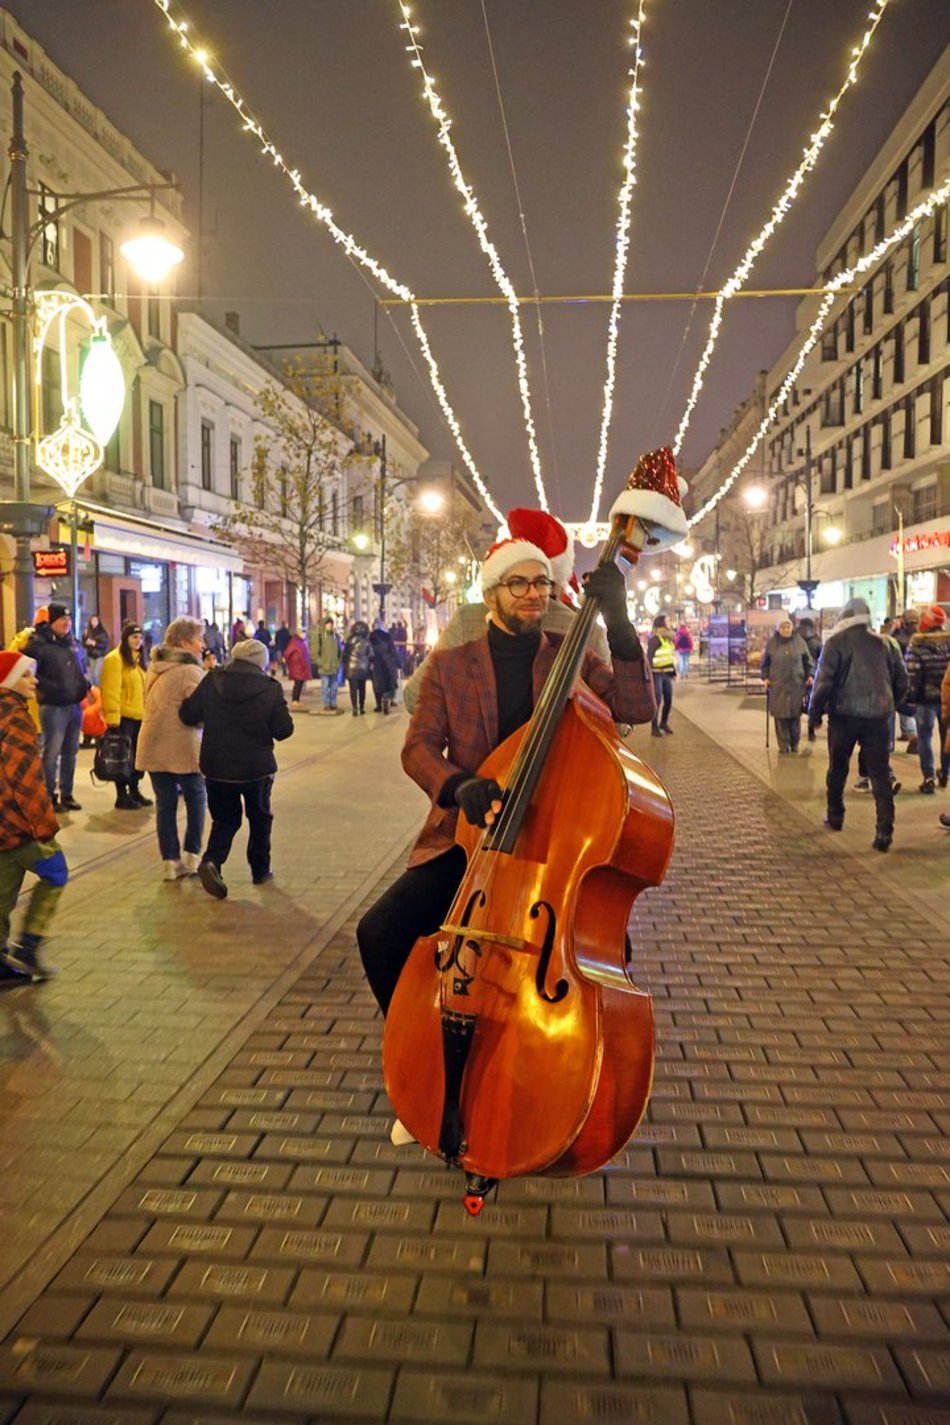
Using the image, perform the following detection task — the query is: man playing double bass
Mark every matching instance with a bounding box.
[356,531,656,1031]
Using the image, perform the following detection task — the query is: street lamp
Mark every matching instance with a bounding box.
[6,71,183,628]
[372,434,445,625]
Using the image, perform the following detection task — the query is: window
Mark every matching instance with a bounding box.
[819,450,836,496]
[73,229,92,294]
[881,409,892,470]
[104,424,120,473]
[863,281,873,335]
[895,160,908,222]
[918,300,931,365]
[893,323,905,385]
[200,419,214,491]
[921,119,936,189]
[279,466,289,518]
[147,289,162,340]
[821,322,837,362]
[872,503,890,535]
[872,344,883,400]
[843,438,853,490]
[332,490,339,537]
[41,345,63,433]
[229,436,241,499]
[907,224,921,291]
[351,493,365,533]
[99,233,115,304]
[845,299,856,353]
[853,358,864,415]
[38,184,59,269]
[903,397,916,460]
[883,260,894,314]
[912,484,936,523]
[861,426,872,480]
[874,194,885,243]
[149,400,166,489]
[935,205,947,265]
[930,377,944,445]
[821,382,844,427]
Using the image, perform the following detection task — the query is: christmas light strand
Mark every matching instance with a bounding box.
[688,176,950,528]
[150,0,504,523]
[672,0,891,459]
[396,2,548,510]
[589,0,647,526]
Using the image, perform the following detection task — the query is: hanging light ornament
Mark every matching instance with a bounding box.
[80,331,125,446]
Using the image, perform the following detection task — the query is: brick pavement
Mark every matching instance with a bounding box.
[0,704,947,1424]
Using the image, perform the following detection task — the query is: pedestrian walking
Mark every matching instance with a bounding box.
[760,614,814,753]
[369,624,399,714]
[136,617,207,882]
[647,615,676,736]
[284,629,312,710]
[81,615,109,687]
[179,638,294,899]
[253,619,273,665]
[796,616,823,741]
[26,603,88,813]
[343,620,372,716]
[231,617,247,648]
[904,604,950,793]
[205,622,226,664]
[808,597,909,852]
[274,622,291,677]
[309,617,343,714]
[892,609,920,749]
[0,652,68,987]
[674,623,694,678]
[100,623,153,811]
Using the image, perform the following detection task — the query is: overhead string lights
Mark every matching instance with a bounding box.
[688,175,950,529]
[588,0,647,527]
[150,0,505,524]
[671,0,891,459]
[396,2,548,511]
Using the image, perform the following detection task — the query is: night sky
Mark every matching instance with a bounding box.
[9,0,947,521]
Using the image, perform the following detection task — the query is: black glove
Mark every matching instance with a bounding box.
[582,564,631,629]
[454,776,503,828]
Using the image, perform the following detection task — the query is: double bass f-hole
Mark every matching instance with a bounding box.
[435,888,486,996]
[437,893,570,1005]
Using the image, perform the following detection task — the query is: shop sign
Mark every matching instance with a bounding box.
[32,548,69,577]
[888,529,950,558]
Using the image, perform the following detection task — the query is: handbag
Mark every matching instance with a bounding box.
[92,728,133,784]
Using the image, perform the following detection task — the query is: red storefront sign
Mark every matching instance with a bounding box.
[32,548,70,577]
[888,529,950,558]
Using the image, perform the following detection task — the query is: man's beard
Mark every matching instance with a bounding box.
[496,605,544,638]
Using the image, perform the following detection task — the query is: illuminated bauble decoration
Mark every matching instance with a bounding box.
[120,216,184,284]
[80,332,125,446]
[36,402,103,499]
[643,586,661,618]
[577,523,600,549]
[690,554,717,604]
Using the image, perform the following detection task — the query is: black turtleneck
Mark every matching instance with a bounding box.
[488,621,541,742]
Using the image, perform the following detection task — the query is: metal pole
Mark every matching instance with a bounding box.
[71,497,79,622]
[803,426,813,608]
[10,73,34,629]
[377,434,387,626]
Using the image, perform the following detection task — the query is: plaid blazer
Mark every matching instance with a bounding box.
[402,631,655,866]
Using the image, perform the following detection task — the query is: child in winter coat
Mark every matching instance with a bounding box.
[0,652,69,985]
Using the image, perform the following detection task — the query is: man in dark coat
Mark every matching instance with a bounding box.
[26,603,88,812]
[808,598,909,852]
[179,639,294,898]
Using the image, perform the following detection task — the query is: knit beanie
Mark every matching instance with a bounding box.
[47,603,69,624]
[0,651,37,689]
[230,638,268,669]
[918,605,946,632]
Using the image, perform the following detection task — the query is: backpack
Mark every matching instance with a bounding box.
[92,728,133,784]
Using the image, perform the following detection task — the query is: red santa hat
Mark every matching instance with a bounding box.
[506,508,575,589]
[481,537,552,591]
[609,446,689,551]
[0,651,36,689]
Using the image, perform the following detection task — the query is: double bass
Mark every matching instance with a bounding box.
[383,472,676,1213]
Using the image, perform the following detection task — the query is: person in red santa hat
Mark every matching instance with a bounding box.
[0,651,69,987]
[402,507,609,715]
[356,527,654,1046]
[904,604,950,792]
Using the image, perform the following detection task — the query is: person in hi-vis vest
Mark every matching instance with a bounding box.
[647,615,677,736]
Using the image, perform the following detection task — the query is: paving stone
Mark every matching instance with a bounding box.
[137,1221,257,1259]
[14,1294,96,1339]
[286,1164,394,1195]
[414,1275,543,1321]
[245,1359,392,1417]
[335,1313,472,1365]
[844,1405,950,1425]
[202,1304,337,1357]
[290,1268,417,1313]
[109,1187,223,1220]
[107,1351,254,1409]
[612,1244,735,1285]
[675,1287,812,1335]
[213,1189,328,1227]
[167,1260,295,1304]
[807,1296,949,1341]
[250,1226,368,1268]
[782,1217,906,1254]
[894,1348,950,1397]
[474,1321,610,1373]
[857,1258,950,1294]
[321,1196,433,1232]
[545,1282,675,1327]
[488,1239,607,1278]
[12,1406,159,1425]
[160,1132,260,1159]
[689,1389,843,1425]
[605,1175,717,1209]
[733,1251,864,1291]
[252,1132,352,1163]
[0,1342,122,1396]
[393,1370,538,1424]
[899,1223,950,1256]
[752,1339,905,1390]
[823,1188,944,1219]
[186,1159,293,1190]
[715,1183,827,1215]
[50,1256,180,1296]
[75,1298,213,1348]
[226,1109,320,1134]
[615,1329,757,1381]
[665,1211,785,1248]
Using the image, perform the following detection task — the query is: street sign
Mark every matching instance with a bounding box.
[32,548,69,577]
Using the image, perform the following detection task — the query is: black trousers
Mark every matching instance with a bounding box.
[117,716,144,797]
[204,775,274,878]
[348,677,367,711]
[827,715,894,834]
[356,845,466,1013]
[651,672,673,730]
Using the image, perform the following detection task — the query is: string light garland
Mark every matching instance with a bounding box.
[588,0,647,526]
[150,0,504,524]
[396,2,548,511]
[689,176,950,528]
[672,0,891,460]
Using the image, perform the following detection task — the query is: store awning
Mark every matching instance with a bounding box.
[56,502,244,575]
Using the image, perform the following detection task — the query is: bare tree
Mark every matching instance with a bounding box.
[721,505,792,605]
[385,491,475,611]
[213,355,358,626]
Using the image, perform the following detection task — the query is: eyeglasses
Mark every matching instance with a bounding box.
[494,576,554,597]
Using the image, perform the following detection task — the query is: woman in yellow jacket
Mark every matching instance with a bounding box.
[100,622,152,810]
